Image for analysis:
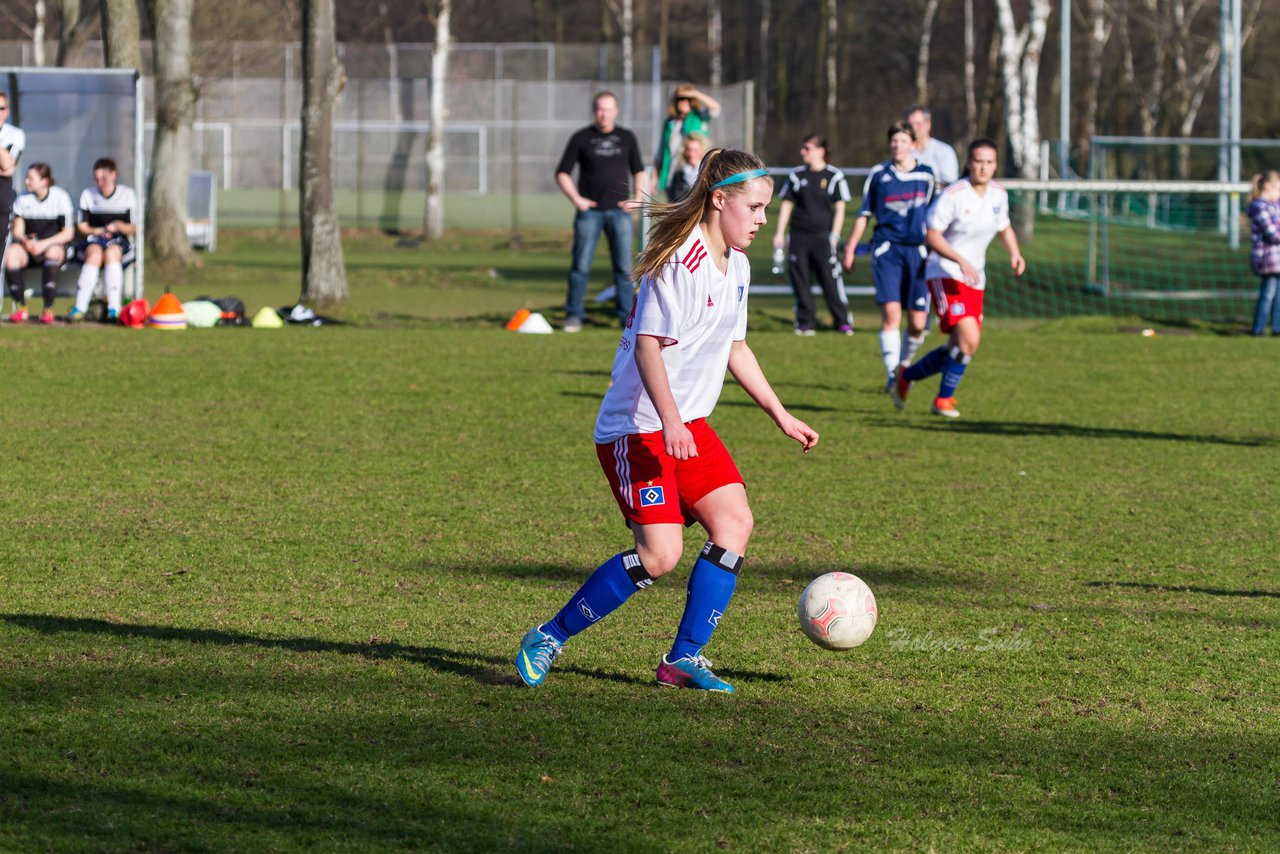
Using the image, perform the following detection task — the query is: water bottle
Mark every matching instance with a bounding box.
[771,247,785,276]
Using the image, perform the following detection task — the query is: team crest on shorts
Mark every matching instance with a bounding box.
[951,303,966,316]
[639,485,666,507]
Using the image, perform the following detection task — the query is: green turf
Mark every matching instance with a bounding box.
[1,231,1277,851]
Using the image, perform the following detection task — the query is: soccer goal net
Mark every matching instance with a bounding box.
[989,179,1254,324]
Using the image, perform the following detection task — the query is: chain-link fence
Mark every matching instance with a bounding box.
[2,41,753,231]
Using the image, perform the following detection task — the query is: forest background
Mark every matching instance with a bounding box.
[1,0,1277,173]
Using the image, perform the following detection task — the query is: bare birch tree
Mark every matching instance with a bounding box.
[299,0,347,304]
[100,0,142,69]
[145,0,197,265]
[55,0,98,67]
[34,1,46,66]
[425,0,450,240]
[756,0,770,152]
[825,0,837,140]
[708,0,722,87]
[1079,0,1113,168]
[994,0,1052,177]
[915,0,940,105]
[964,0,977,141]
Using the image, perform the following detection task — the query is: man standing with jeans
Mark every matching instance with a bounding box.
[555,90,647,332]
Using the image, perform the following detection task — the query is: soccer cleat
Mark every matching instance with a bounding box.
[562,317,583,333]
[890,366,910,410]
[9,307,28,324]
[794,326,816,337]
[67,307,85,322]
[515,625,563,687]
[931,396,961,418]
[106,308,120,324]
[39,309,55,325]
[655,654,735,693]
[837,324,854,336]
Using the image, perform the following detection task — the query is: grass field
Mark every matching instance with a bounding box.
[1,231,1278,851]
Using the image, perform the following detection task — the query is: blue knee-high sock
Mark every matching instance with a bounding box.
[669,542,743,662]
[903,345,948,382]
[937,346,971,399]
[544,550,654,644]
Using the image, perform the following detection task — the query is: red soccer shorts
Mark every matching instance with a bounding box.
[596,418,744,527]
[928,277,985,333]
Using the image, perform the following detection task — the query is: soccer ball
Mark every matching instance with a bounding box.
[798,572,878,650]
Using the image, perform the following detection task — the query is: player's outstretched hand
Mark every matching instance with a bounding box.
[1010,254,1026,276]
[663,421,699,460]
[777,413,819,454]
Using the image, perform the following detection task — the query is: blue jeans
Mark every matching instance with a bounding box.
[565,208,635,323]
[1253,275,1280,335]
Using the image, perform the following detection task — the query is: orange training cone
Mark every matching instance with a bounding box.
[148,292,188,330]
[505,308,532,331]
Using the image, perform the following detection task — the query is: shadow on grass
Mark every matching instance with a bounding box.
[0,613,650,688]
[866,417,1277,447]
[1085,581,1280,599]
[428,559,974,593]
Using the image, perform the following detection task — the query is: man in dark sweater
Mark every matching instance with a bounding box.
[555,91,647,331]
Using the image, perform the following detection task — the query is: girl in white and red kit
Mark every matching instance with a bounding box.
[515,149,819,693]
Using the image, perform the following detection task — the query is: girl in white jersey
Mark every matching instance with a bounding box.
[515,149,819,693]
[892,138,1025,418]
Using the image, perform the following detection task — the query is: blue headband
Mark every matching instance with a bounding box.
[711,168,769,189]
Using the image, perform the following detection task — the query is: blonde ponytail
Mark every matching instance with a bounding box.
[633,149,769,284]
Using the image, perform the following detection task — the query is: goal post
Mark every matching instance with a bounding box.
[987,179,1254,324]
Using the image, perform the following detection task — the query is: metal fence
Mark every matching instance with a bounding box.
[2,41,754,230]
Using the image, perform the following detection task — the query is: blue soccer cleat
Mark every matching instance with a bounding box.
[655,654,735,693]
[515,625,563,687]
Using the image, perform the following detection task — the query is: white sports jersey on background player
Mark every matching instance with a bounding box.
[595,226,750,442]
[13,186,74,239]
[78,183,139,230]
[925,179,1010,291]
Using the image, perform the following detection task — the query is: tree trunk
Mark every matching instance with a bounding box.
[1079,0,1110,171]
[34,1,46,66]
[755,0,770,153]
[916,0,940,105]
[299,0,347,305]
[55,0,97,67]
[146,0,197,266]
[621,0,633,88]
[964,0,976,141]
[994,0,1051,178]
[825,0,837,142]
[100,0,142,69]
[708,0,722,87]
[425,0,450,240]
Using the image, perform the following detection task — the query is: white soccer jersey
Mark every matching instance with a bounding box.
[594,227,751,443]
[79,183,139,230]
[13,186,75,240]
[925,179,1010,291]
[917,138,959,186]
[0,122,24,166]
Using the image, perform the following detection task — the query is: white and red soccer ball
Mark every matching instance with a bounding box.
[798,572,878,650]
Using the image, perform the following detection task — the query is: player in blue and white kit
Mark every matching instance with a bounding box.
[514,149,819,693]
[4,163,74,324]
[893,138,1025,418]
[69,157,139,323]
[841,122,936,389]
